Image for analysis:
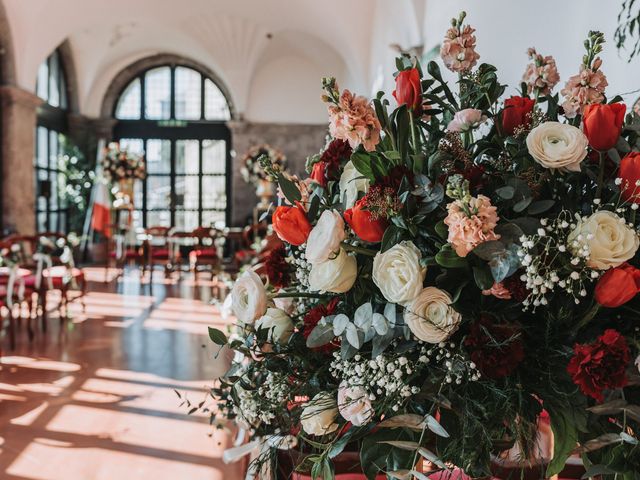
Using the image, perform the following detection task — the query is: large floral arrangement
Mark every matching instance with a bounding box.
[241,144,287,187]
[210,13,640,479]
[101,142,145,181]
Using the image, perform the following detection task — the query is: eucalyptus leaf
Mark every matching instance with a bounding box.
[333,314,349,336]
[425,414,450,438]
[345,323,363,349]
[306,322,335,348]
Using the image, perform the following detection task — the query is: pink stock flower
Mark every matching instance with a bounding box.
[444,195,500,257]
[482,282,512,300]
[560,61,608,118]
[328,90,381,152]
[447,108,486,132]
[440,25,480,73]
[522,48,560,96]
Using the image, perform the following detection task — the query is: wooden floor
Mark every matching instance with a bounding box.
[0,267,244,480]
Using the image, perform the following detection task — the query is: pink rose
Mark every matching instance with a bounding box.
[337,382,374,426]
[440,25,480,73]
[444,195,500,257]
[447,108,486,132]
[328,90,381,152]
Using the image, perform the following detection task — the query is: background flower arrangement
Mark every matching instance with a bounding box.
[240,143,287,187]
[100,141,146,182]
[206,11,640,480]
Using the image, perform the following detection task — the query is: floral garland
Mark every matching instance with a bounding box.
[206,12,640,480]
[101,142,145,181]
[240,144,286,187]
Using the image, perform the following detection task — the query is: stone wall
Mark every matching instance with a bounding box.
[228,121,327,226]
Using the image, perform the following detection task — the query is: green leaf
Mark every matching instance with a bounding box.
[434,220,448,240]
[277,173,301,204]
[527,199,555,215]
[378,414,425,431]
[546,403,587,476]
[513,196,533,213]
[435,245,467,269]
[495,186,515,199]
[207,327,227,345]
[351,150,375,181]
[473,265,494,290]
[581,465,618,479]
[361,429,416,480]
[425,414,449,438]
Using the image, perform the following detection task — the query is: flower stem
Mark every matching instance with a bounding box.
[574,302,600,333]
[595,151,605,200]
[341,242,377,256]
[272,292,330,299]
[408,109,419,156]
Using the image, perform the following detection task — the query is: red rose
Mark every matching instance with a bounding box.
[567,329,630,402]
[344,197,388,243]
[302,298,340,353]
[272,202,312,246]
[501,96,535,136]
[595,263,640,308]
[619,151,640,203]
[310,161,328,187]
[464,316,524,379]
[393,68,422,112]
[582,103,626,152]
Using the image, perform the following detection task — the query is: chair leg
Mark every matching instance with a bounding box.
[41,290,48,333]
[27,295,34,341]
[8,307,16,350]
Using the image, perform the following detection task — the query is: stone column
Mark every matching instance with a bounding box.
[0,86,42,235]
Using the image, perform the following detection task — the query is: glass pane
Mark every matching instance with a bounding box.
[204,79,230,120]
[146,139,171,174]
[134,179,143,209]
[50,212,59,232]
[37,212,48,233]
[202,139,226,174]
[49,130,59,168]
[49,172,58,209]
[175,140,199,174]
[36,61,49,100]
[201,210,225,229]
[48,52,60,107]
[146,176,171,210]
[174,175,199,209]
[201,176,226,209]
[174,210,199,230]
[146,210,171,228]
[59,70,68,110]
[115,78,141,119]
[144,67,171,119]
[37,195,47,210]
[119,138,144,155]
[36,127,48,167]
[174,66,201,120]
[58,212,67,232]
[58,172,67,208]
[132,210,143,231]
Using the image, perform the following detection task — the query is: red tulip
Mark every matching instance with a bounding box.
[310,161,328,187]
[393,68,422,112]
[272,202,312,246]
[344,197,388,243]
[595,263,640,308]
[501,96,535,136]
[619,151,640,203]
[582,103,626,152]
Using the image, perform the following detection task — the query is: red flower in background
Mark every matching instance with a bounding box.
[310,161,328,187]
[344,196,389,243]
[264,245,291,289]
[310,139,353,187]
[393,68,422,112]
[619,151,640,203]
[272,202,312,246]
[303,298,341,353]
[595,263,640,308]
[502,274,528,303]
[464,316,524,379]
[567,329,630,402]
[582,102,626,152]
[501,96,535,136]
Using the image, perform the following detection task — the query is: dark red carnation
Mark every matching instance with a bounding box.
[377,165,414,191]
[464,316,525,379]
[567,329,630,402]
[320,139,352,172]
[302,298,341,353]
[502,274,528,303]
[264,245,291,289]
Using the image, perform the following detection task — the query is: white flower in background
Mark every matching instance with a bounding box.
[301,392,339,436]
[373,241,426,305]
[255,307,294,345]
[273,296,295,315]
[337,382,374,426]
[526,121,588,172]
[231,270,267,324]
[635,354,640,373]
[305,210,346,264]
[568,210,639,270]
[308,248,357,293]
[446,108,487,132]
[339,160,369,209]
[405,287,461,343]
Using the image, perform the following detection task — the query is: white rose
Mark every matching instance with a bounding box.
[405,287,461,343]
[526,121,588,172]
[255,307,294,345]
[373,241,426,305]
[337,382,374,426]
[305,210,346,264]
[301,392,339,436]
[308,248,357,293]
[568,210,639,270]
[231,270,267,324]
[339,161,369,209]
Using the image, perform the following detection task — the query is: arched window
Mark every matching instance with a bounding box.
[112,64,231,230]
[35,49,69,232]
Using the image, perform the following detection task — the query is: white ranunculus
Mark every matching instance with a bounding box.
[337,382,374,426]
[301,392,339,436]
[305,210,346,264]
[405,287,461,343]
[255,307,294,345]
[308,248,357,293]
[372,241,426,305]
[231,270,267,324]
[568,210,639,270]
[339,161,369,209]
[526,121,588,172]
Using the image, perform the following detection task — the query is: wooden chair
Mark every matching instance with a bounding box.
[167,229,195,278]
[189,226,220,279]
[141,226,172,278]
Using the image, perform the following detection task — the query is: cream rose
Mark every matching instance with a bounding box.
[301,392,339,436]
[372,241,426,305]
[339,160,369,209]
[308,248,357,293]
[405,287,461,343]
[568,210,639,270]
[305,210,346,264]
[337,382,374,426]
[526,121,588,172]
[231,270,267,324]
[255,307,294,345]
